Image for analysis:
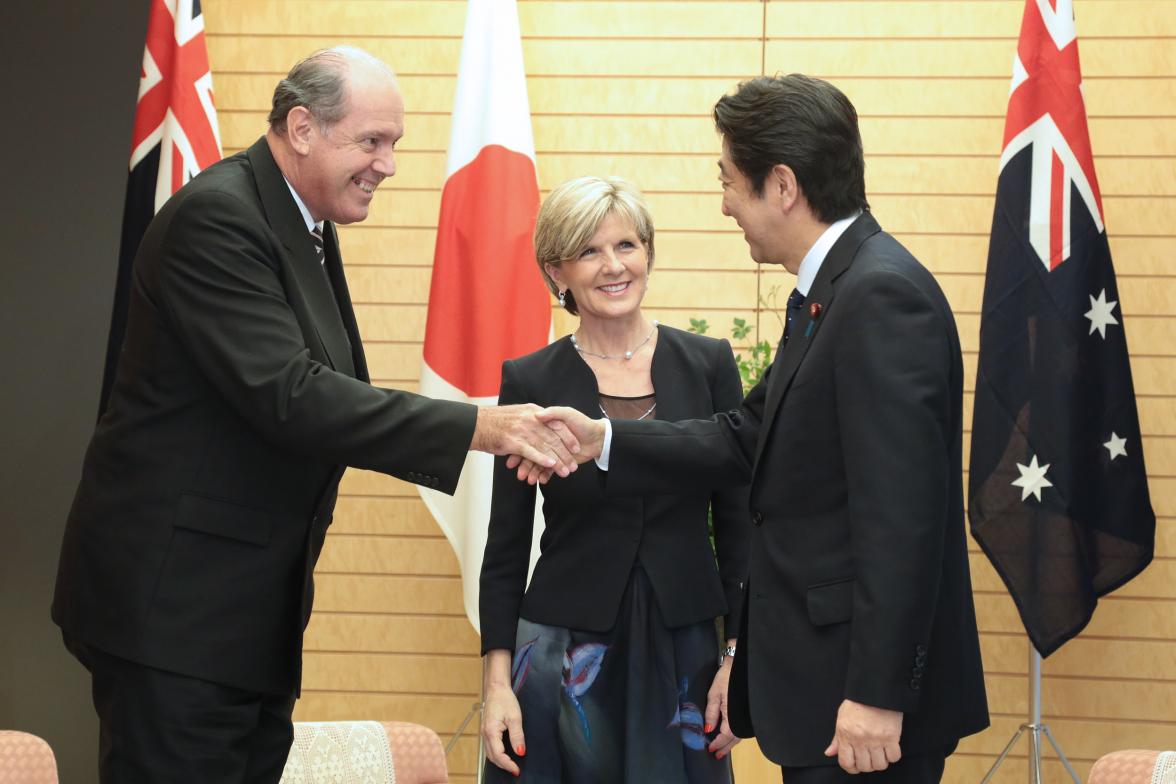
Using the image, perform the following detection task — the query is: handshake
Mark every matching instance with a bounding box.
[470,404,607,484]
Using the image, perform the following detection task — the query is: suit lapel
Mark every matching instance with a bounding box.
[648,328,691,421]
[550,339,605,415]
[753,328,811,468]
[246,138,356,378]
[752,213,883,469]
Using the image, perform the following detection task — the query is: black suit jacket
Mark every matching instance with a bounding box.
[53,137,477,695]
[608,214,989,766]
[479,326,750,653]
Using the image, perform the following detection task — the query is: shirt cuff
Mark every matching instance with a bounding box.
[595,418,613,471]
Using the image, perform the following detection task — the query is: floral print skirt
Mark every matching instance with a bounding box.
[484,565,734,784]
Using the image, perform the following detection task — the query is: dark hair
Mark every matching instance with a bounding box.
[713,74,868,223]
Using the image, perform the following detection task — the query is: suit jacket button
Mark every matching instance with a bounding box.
[752,511,764,526]
[910,678,921,691]
[915,644,928,656]
[915,654,927,667]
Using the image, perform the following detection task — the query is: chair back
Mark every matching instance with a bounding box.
[1088,750,1176,784]
[0,731,59,784]
[279,720,447,784]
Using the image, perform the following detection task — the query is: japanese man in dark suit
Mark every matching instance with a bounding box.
[528,74,989,783]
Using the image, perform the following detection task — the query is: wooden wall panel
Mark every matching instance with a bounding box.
[202,1,1175,781]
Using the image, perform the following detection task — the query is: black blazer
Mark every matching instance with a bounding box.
[608,214,989,766]
[479,326,750,653]
[53,137,476,696]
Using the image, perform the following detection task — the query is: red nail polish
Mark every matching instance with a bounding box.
[516,744,526,757]
[704,723,714,733]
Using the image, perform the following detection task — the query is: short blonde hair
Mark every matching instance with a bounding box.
[534,176,655,315]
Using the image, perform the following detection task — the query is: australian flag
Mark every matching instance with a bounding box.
[968,0,1154,657]
[99,0,221,415]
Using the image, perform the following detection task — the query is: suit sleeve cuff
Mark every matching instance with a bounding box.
[595,418,613,471]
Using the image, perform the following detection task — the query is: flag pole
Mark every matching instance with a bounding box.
[979,645,1081,784]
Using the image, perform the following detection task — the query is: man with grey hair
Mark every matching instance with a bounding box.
[52,46,579,783]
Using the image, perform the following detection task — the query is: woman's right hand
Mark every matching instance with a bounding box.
[482,679,526,775]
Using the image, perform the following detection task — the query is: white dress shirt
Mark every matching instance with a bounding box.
[284,177,323,236]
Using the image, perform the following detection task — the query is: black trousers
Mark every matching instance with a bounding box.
[782,747,953,784]
[66,635,296,784]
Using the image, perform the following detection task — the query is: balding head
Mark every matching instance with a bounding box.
[268,46,398,134]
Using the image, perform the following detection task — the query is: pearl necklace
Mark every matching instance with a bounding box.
[571,320,659,361]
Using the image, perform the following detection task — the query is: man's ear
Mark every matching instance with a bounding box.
[768,163,800,212]
[285,106,316,155]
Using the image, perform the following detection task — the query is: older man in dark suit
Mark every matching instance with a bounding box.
[53,46,577,784]
[531,75,989,782]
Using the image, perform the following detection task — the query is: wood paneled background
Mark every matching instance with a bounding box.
[203,1,1175,781]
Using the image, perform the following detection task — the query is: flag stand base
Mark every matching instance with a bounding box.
[980,647,1081,784]
[446,697,486,784]
[981,722,1080,784]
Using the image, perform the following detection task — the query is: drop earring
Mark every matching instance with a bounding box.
[558,290,567,308]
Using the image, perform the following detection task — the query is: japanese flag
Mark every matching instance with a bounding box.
[419,0,551,631]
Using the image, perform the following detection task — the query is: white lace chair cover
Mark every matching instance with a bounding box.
[280,721,396,784]
[1154,751,1176,784]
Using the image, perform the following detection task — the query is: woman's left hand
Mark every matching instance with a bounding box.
[704,656,741,760]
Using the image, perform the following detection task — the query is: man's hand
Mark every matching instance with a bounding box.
[824,699,903,774]
[539,406,606,458]
[504,406,607,484]
[704,649,741,760]
[471,404,580,478]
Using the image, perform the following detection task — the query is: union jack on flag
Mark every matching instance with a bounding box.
[100,0,221,415]
[968,0,1154,657]
[1000,0,1102,270]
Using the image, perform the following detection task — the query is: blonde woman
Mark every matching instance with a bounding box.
[479,176,749,783]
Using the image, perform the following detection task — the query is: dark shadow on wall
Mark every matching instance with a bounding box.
[0,2,149,781]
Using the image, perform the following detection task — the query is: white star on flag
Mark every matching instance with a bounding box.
[1084,288,1119,338]
[1012,455,1053,502]
[1104,432,1128,461]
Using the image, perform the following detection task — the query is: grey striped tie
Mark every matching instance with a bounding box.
[310,226,325,265]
